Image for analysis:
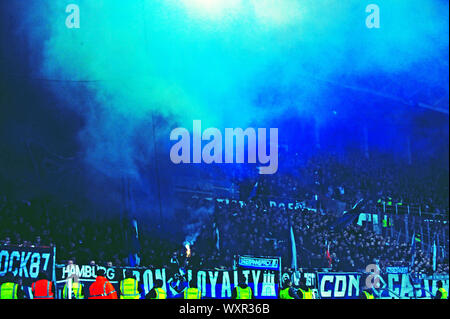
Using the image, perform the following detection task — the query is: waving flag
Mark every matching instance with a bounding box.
[213,222,220,251]
[290,225,298,271]
[248,180,259,200]
[325,240,332,267]
[331,198,364,230]
[128,218,141,267]
[410,232,416,270]
[432,239,437,272]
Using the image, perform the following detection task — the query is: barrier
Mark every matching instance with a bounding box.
[316,272,449,299]
[54,264,280,299]
[54,263,448,299]
[1,249,445,299]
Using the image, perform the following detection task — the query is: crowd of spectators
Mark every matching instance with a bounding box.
[0,195,178,268]
[198,198,449,276]
[0,150,448,276]
[193,150,449,275]
[251,151,449,215]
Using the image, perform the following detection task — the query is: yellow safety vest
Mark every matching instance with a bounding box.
[154,287,167,299]
[298,288,313,299]
[184,288,201,299]
[363,291,374,299]
[382,216,392,227]
[63,282,84,299]
[120,278,140,299]
[438,288,448,299]
[280,287,294,299]
[0,282,18,299]
[236,286,252,299]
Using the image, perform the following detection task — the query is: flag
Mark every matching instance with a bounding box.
[290,225,298,271]
[213,222,220,251]
[128,218,141,267]
[410,232,416,269]
[325,240,332,267]
[248,180,259,200]
[331,199,364,230]
[123,178,141,267]
[432,239,437,272]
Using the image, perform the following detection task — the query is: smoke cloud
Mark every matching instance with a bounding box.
[11,0,449,203]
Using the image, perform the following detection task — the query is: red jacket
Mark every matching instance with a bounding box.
[32,279,54,299]
[89,276,118,299]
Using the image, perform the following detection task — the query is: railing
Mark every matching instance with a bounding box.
[382,202,448,219]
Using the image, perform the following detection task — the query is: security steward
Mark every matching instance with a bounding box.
[0,274,26,299]
[232,274,253,299]
[359,275,376,299]
[31,272,55,299]
[146,279,167,299]
[360,288,375,299]
[119,269,142,299]
[62,277,87,299]
[183,280,202,299]
[297,277,314,299]
[434,280,448,299]
[279,278,299,299]
[88,268,118,299]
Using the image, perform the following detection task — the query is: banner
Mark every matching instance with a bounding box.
[317,272,449,299]
[385,266,409,274]
[238,256,280,271]
[192,269,279,299]
[215,197,313,211]
[48,264,450,299]
[317,272,361,299]
[55,264,280,299]
[375,273,449,299]
[0,245,55,285]
[281,271,317,288]
[281,271,319,299]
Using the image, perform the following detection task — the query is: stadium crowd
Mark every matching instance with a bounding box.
[0,151,448,276]
[207,198,449,275]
